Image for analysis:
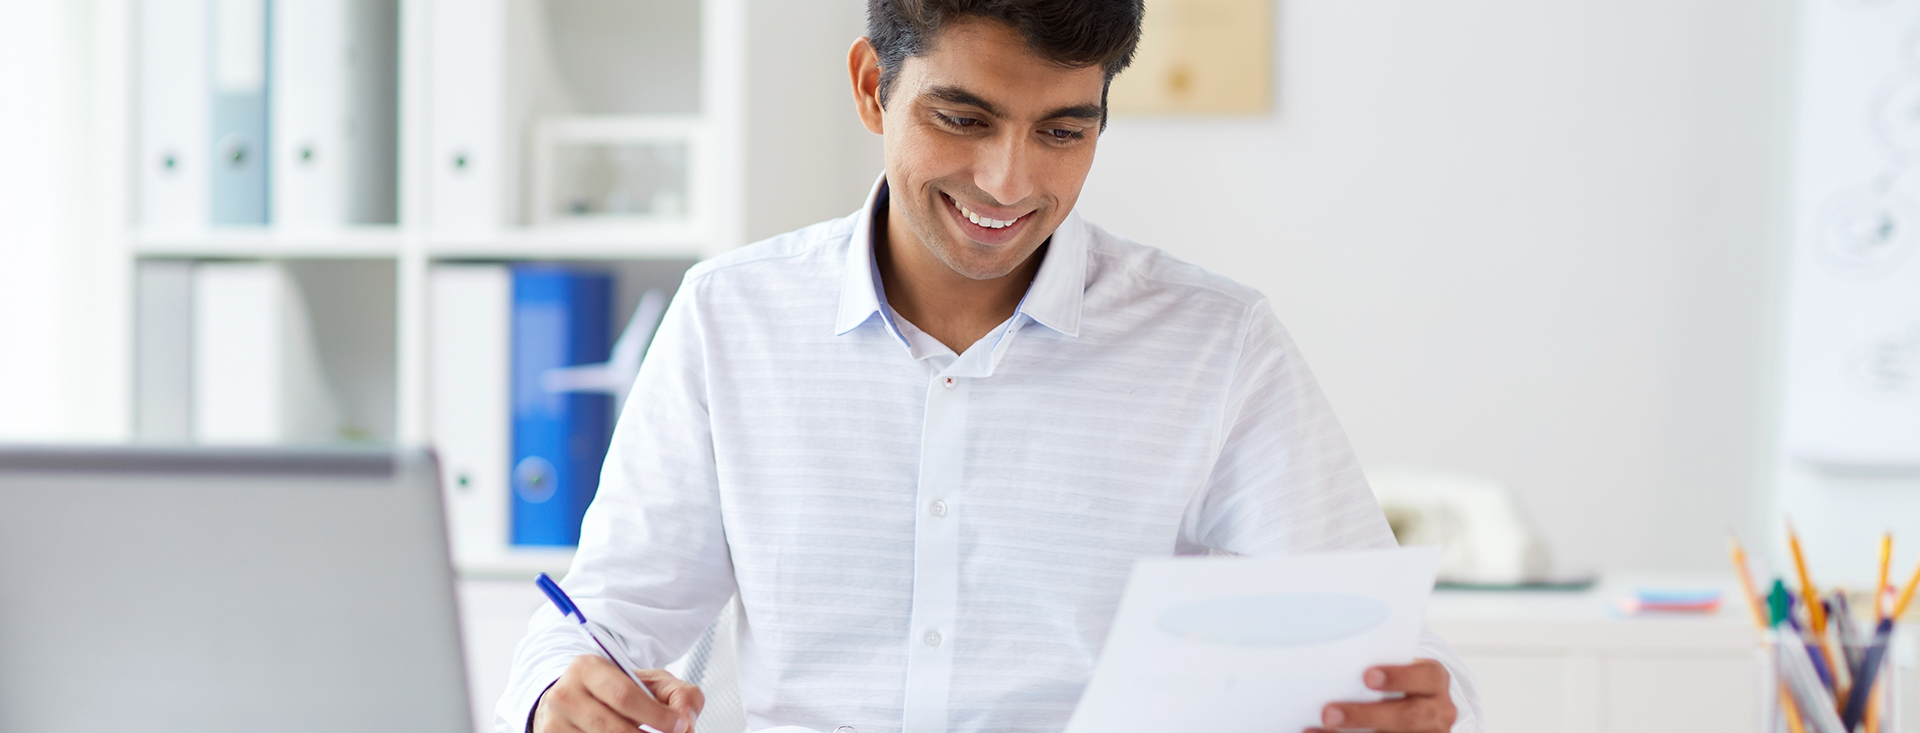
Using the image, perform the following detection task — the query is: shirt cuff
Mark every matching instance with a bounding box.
[525,679,558,733]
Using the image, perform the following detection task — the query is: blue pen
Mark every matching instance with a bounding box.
[536,573,671,733]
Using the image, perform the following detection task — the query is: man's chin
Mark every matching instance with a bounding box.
[938,244,1043,281]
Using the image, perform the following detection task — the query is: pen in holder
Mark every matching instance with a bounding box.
[1762,625,1900,733]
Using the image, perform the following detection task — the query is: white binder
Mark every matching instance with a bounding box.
[427,264,512,568]
[271,0,399,227]
[192,262,340,444]
[135,260,195,442]
[426,0,512,233]
[137,0,210,230]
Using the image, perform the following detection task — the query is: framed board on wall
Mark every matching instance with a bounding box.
[1782,0,1920,468]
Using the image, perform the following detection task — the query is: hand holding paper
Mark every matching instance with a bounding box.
[1064,546,1444,733]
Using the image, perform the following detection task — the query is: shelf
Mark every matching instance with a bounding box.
[425,226,711,261]
[133,228,407,259]
[131,226,714,261]
[454,547,578,581]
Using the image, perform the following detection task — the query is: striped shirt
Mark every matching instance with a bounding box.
[499,178,1482,733]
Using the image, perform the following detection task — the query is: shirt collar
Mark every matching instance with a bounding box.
[833,173,1087,340]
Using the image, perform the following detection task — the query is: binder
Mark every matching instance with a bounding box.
[134,260,195,442]
[271,0,399,227]
[428,264,512,567]
[192,262,339,444]
[510,266,612,547]
[426,0,511,233]
[209,0,271,225]
[137,0,210,230]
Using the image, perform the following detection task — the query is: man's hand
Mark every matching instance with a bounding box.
[1308,658,1455,733]
[533,655,704,733]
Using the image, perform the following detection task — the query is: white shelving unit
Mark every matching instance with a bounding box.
[114,0,880,577]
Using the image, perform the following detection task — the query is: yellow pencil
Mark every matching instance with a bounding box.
[1781,687,1808,733]
[1894,548,1920,620]
[1787,522,1828,634]
[1876,533,1893,621]
[1728,535,1769,632]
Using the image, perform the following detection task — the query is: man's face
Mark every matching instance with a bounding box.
[868,19,1107,280]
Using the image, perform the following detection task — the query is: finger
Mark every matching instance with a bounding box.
[543,678,644,733]
[637,668,705,726]
[1365,658,1450,695]
[574,657,685,733]
[1323,695,1456,733]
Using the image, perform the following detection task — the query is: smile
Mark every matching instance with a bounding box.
[949,196,1023,229]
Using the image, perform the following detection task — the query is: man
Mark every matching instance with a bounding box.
[502,2,1481,732]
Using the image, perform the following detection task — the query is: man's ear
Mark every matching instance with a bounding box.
[849,37,885,135]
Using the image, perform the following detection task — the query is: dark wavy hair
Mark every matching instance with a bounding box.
[867,0,1145,124]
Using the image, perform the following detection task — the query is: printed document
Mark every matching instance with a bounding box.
[1062,546,1441,733]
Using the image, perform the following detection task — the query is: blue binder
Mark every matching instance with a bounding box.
[510,267,613,546]
[209,0,270,224]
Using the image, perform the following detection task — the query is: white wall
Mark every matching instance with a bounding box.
[0,0,130,443]
[743,0,885,241]
[0,0,1814,576]
[1077,0,1795,573]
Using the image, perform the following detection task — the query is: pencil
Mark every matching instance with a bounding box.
[1781,689,1808,733]
[1728,535,1769,632]
[1875,533,1892,622]
[1787,521,1828,634]
[1894,548,1920,620]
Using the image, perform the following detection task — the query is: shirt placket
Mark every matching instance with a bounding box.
[902,356,964,733]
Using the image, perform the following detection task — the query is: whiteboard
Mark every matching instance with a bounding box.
[1783,0,1920,467]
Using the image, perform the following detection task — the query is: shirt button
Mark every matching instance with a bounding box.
[942,377,955,389]
[924,629,942,647]
[930,499,947,517]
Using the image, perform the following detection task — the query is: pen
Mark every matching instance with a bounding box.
[1786,522,1843,683]
[535,573,671,733]
[1841,619,1894,731]
[1776,624,1847,733]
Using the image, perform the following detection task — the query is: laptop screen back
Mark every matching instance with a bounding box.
[0,447,472,732]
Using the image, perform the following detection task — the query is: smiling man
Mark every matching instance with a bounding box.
[500,2,1481,732]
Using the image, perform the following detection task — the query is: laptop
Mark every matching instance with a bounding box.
[0,446,473,732]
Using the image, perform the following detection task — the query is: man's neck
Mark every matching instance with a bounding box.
[876,204,1045,354]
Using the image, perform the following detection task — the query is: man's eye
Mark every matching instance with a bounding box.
[1044,128,1085,141]
[934,112,983,129]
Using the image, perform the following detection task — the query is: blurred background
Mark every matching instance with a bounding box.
[1,0,1917,730]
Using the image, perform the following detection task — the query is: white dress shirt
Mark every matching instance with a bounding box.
[499,178,1483,733]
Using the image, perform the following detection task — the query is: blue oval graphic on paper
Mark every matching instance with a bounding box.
[1157,593,1390,647]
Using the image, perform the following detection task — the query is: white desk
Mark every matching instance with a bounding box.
[459,576,1919,733]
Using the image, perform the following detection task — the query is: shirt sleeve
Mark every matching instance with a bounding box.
[1179,300,1484,732]
[495,277,739,732]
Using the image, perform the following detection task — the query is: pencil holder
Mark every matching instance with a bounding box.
[1761,628,1899,733]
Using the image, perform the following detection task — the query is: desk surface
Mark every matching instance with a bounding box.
[1428,574,1759,652]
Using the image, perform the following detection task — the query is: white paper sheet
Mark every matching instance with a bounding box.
[1063,546,1441,733]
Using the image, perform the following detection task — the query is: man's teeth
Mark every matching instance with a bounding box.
[956,201,1018,229]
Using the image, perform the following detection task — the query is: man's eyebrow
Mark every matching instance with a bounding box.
[1039,103,1105,123]
[923,85,1005,118]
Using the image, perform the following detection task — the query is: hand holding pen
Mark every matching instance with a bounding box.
[532,573,705,733]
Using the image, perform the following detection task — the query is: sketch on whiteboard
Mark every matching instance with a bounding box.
[1875,73,1920,152]
[1783,0,1920,467]
[1850,324,1920,395]
[1817,180,1918,279]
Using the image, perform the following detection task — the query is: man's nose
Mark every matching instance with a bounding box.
[974,131,1034,208]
